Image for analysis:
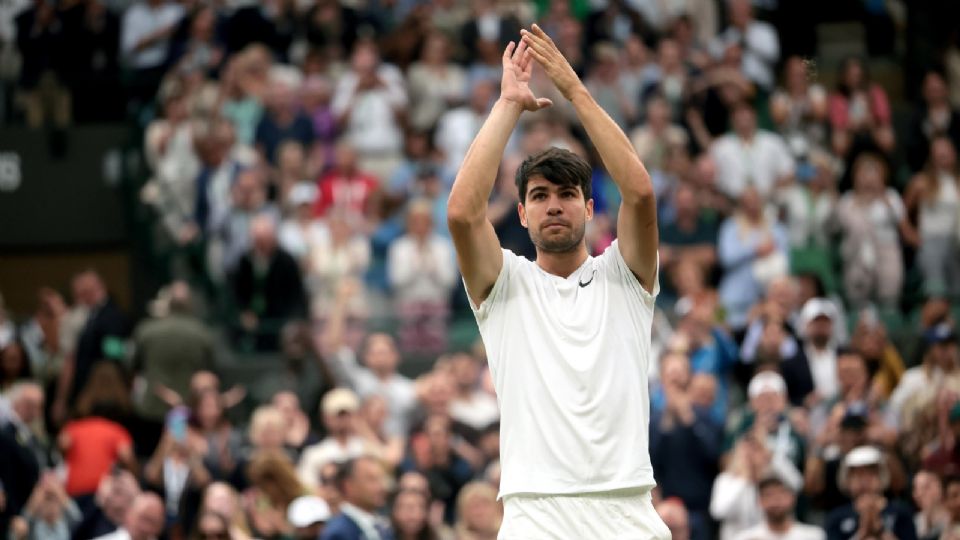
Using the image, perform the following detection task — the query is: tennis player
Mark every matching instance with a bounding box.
[446,24,670,539]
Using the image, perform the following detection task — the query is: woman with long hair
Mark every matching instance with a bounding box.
[188,390,243,481]
[453,481,502,540]
[904,135,960,299]
[0,337,33,395]
[390,488,451,540]
[828,56,895,159]
[243,451,307,539]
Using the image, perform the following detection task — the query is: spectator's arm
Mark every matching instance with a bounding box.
[709,472,754,520]
[804,452,826,496]
[387,241,417,290]
[717,220,758,271]
[745,23,779,64]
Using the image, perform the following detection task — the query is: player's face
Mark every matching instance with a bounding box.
[519,176,593,254]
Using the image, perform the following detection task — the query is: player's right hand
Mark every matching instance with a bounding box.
[500,40,553,112]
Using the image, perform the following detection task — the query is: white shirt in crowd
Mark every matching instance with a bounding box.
[435,105,484,172]
[332,65,407,156]
[804,343,838,401]
[387,234,457,304]
[330,347,417,438]
[449,390,500,431]
[711,130,795,201]
[712,20,780,90]
[711,458,803,540]
[731,522,826,540]
[470,240,659,497]
[121,1,185,69]
[297,436,370,489]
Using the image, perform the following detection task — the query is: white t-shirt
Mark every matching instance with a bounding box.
[731,522,826,540]
[470,240,659,498]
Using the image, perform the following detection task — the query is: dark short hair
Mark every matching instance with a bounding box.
[515,147,592,203]
[943,473,960,492]
[335,455,378,492]
[758,475,792,493]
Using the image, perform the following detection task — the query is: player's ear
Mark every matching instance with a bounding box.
[585,198,594,221]
[518,201,528,228]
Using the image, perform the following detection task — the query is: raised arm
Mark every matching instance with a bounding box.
[521,25,658,292]
[447,41,552,306]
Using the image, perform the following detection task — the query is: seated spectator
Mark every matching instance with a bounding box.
[710,0,779,92]
[198,482,252,540]
[298,389,374,490]
[740,307,814,407]
[313,142,380,221]
[308,214,371,322]
[11,472,82,540]
[798,298,843,404]
[354,394,405,470]
[278,183,326,269]
[776,149,838,261]
[650,352,721,540]
[390,488,451,540]
[903,136,960,300]
[718,187,789,329]
[400,414,474,524]
[825,446,917,540]
[832,154,911,311]
[301,75,337,173]
[142,425,212,528]
[332,40,407,182]
[244,451,307,539]
[848,315,905,402]
[211,167,281,277]
[272,140,311,212]
[320,456,392,540]
[388,199,457,356]
[434,80,495,173]
[218,46,268,147]
[733,474,826,540]
[0,381,50,469]
[659,182,718,282]
[60,363,137,498]
[827,57,895,161]
[631,95,690,176]
[905,70,960,173]
[231,215,307,351]
[448,352,499,433]
[287,495,331,540]
[584,42,637,129]
[91,492,165,540]
[120,0,185,108]
[726,371,806,479]
[921,393,960,476]
[255,73,314,166]
[271,391,319,459]
[453,481,501,540]
[711,102,795,202]
[71,469,141,539]
[193,511,237,540]
[912,470,949,539]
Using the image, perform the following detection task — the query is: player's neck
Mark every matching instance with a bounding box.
[535,245,589,278]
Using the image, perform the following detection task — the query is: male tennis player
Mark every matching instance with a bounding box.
[446,24,670,539]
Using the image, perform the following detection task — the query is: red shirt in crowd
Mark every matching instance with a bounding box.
[313,169,379,218]
[62,417,133,496]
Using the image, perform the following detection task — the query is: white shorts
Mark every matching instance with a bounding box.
[498,487,671,540]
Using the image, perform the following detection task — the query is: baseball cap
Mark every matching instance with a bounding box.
[747,371,786,399]
[799,298,838,328]
[287,495,331,528]
[837,446,890,491]
[925,323,958,345]
[321,388,360,416]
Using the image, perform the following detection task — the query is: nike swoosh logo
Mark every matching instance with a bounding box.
[578,271,595,288]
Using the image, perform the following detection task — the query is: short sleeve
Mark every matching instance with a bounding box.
[607,239,660,305]
[467,248,515,322]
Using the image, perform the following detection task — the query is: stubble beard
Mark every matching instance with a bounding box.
[530,222,586,253]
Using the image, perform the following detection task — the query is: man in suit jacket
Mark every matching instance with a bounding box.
[320,456,392,540]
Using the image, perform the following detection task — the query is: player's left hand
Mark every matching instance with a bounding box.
[520,24,584,101]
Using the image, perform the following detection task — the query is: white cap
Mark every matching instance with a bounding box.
[321,388,360,415]
[287,495,331,528]
[747,371,786,399]
[799,298,838,331]
[837,446,889,491]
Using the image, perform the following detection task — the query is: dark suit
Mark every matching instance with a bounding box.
[232,247,307,350]
[320,512,394,540]
[72,298,128,402]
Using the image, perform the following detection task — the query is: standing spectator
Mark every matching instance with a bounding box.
[649,352,721,540]
[120,0,185,109]
[60,363,137,498]
[53,269,128,426]
[407,31,468,131]
[71,469,141,539]
[390,488,448,540]
[658,182,718,281]
[142,427,212,528]
[332,40,407,182]
[728,371,807,476]
[278,182,326,268]
[313,142,380,220]
[0,338,32,394]
[0,382,49,469]
[912,470,949,539]
[297,389,372,490]
[776,149,838,258]
[91,492,165,540]
[905,70,960,173]
[903,136,960,300]
[827,57,895,161]
[231,215,307,351]
[14,0,69,129]
[186,391,242,482]
[11,472,82,540]
[825,446,918,540]
[711,0,780,91]
[584,42,636,130]
[711,102,795,202]
[271,390,319,459]
[832,154,911,311]
[320,456,391,540]
[798,299,843,403]
[630,95,690,177]
[717,187,790,329]
[308,214,372,321]
[132,282,214,440]
[211,167,280,277]
[458,0,519,65]
[254,75,314,166]
[770,56,830,153]
[640,39,691,122]
[218,47,268,147]
[732,474,826,540]
[388,199,457,356]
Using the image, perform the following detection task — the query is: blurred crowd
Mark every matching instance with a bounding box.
[2,0,960,538]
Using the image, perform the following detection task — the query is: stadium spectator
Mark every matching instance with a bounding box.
[631,95,690,178]
[390,487,449,540]
[732,474,826,540]
[711,102,795,202]
[14,0,69,130]
[9,472,82,540]
[905,70,960,173]
[400,414,473,524]
[912,470,949,539]
[904,136,960,300]
[435,79,495,173]
[941,475,960,540]
[320,456,392,540]
[298,388,372,490]
[91,491,165,540]
[185,390,242,482]
[798,299,843,403]
[827,57,895,162]
[254,73,314,166]
[212,167,280,276]
[452,481,501,540]
[142,426,212,528]
[72,469,141,539]
[0,381,48,469]
[770,56,829,154]
[711,0,779,92]
[447,352,499,432]
[407,31,468,132]
[120,0,184,109]
[244,451,306,539]
[824,446,917,540]
[198,482,252,540]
